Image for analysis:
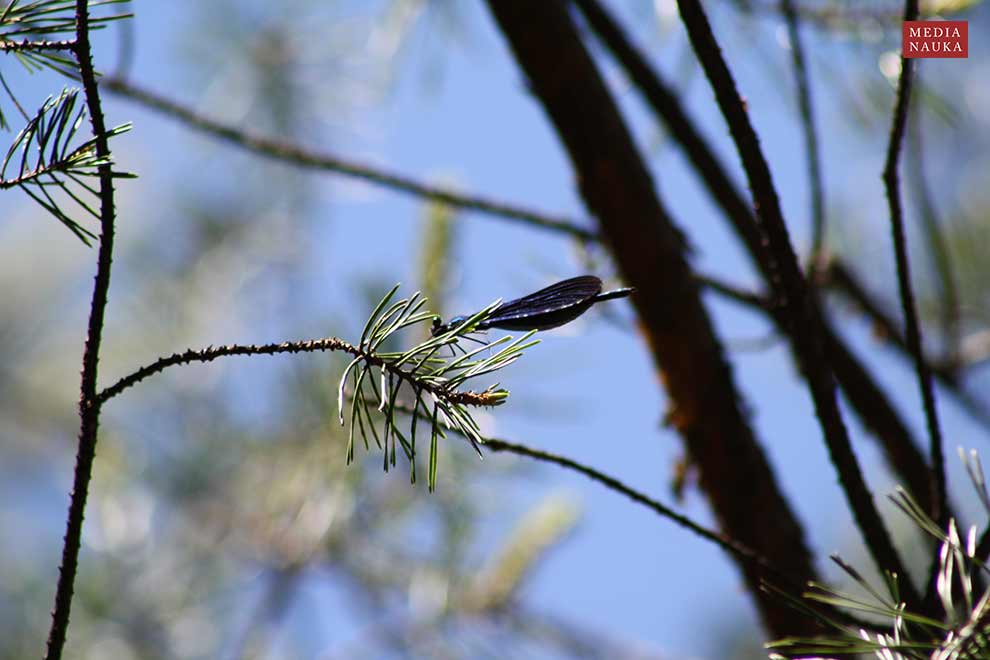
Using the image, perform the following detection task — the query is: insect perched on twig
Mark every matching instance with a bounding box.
[431,275,634,336]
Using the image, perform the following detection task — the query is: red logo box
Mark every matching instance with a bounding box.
[903,20,968,58]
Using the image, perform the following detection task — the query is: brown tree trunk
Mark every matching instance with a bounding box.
[483,0,820,637]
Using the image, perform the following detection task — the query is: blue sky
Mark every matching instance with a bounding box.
[4,1,989,657]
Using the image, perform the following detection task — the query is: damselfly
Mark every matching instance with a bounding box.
[431,275,633,336]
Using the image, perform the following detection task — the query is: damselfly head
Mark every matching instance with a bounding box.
[432,315,472,337]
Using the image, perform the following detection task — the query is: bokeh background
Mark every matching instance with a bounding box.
[2,1,990,658]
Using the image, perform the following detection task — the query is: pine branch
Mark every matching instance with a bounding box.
[0,1,132,132]
[97,337,512,410]
[0,0,130,39]
[770,484,990,658]
[99,286,536,492]
[1,88,132,244]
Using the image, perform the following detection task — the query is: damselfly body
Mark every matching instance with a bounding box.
[431,275,633,336]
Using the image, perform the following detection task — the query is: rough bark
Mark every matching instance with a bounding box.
[484,0,820,636]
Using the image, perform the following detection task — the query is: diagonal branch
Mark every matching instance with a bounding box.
[485,437,802,591]
[485,436,893,634]
[100,76,598,242]
[674,0,920,610]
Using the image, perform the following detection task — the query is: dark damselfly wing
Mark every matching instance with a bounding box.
[479,275,604,331]
[431,275,633,336]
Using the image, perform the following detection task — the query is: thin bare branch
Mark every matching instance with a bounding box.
[824,259,990,432]
[485,437,790,582]
[780,0,827,277]
[697,273,770,310]
[881,0,946,537]
[375,387,803,592]
[908,79,961,364]
[100,76,598,242]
